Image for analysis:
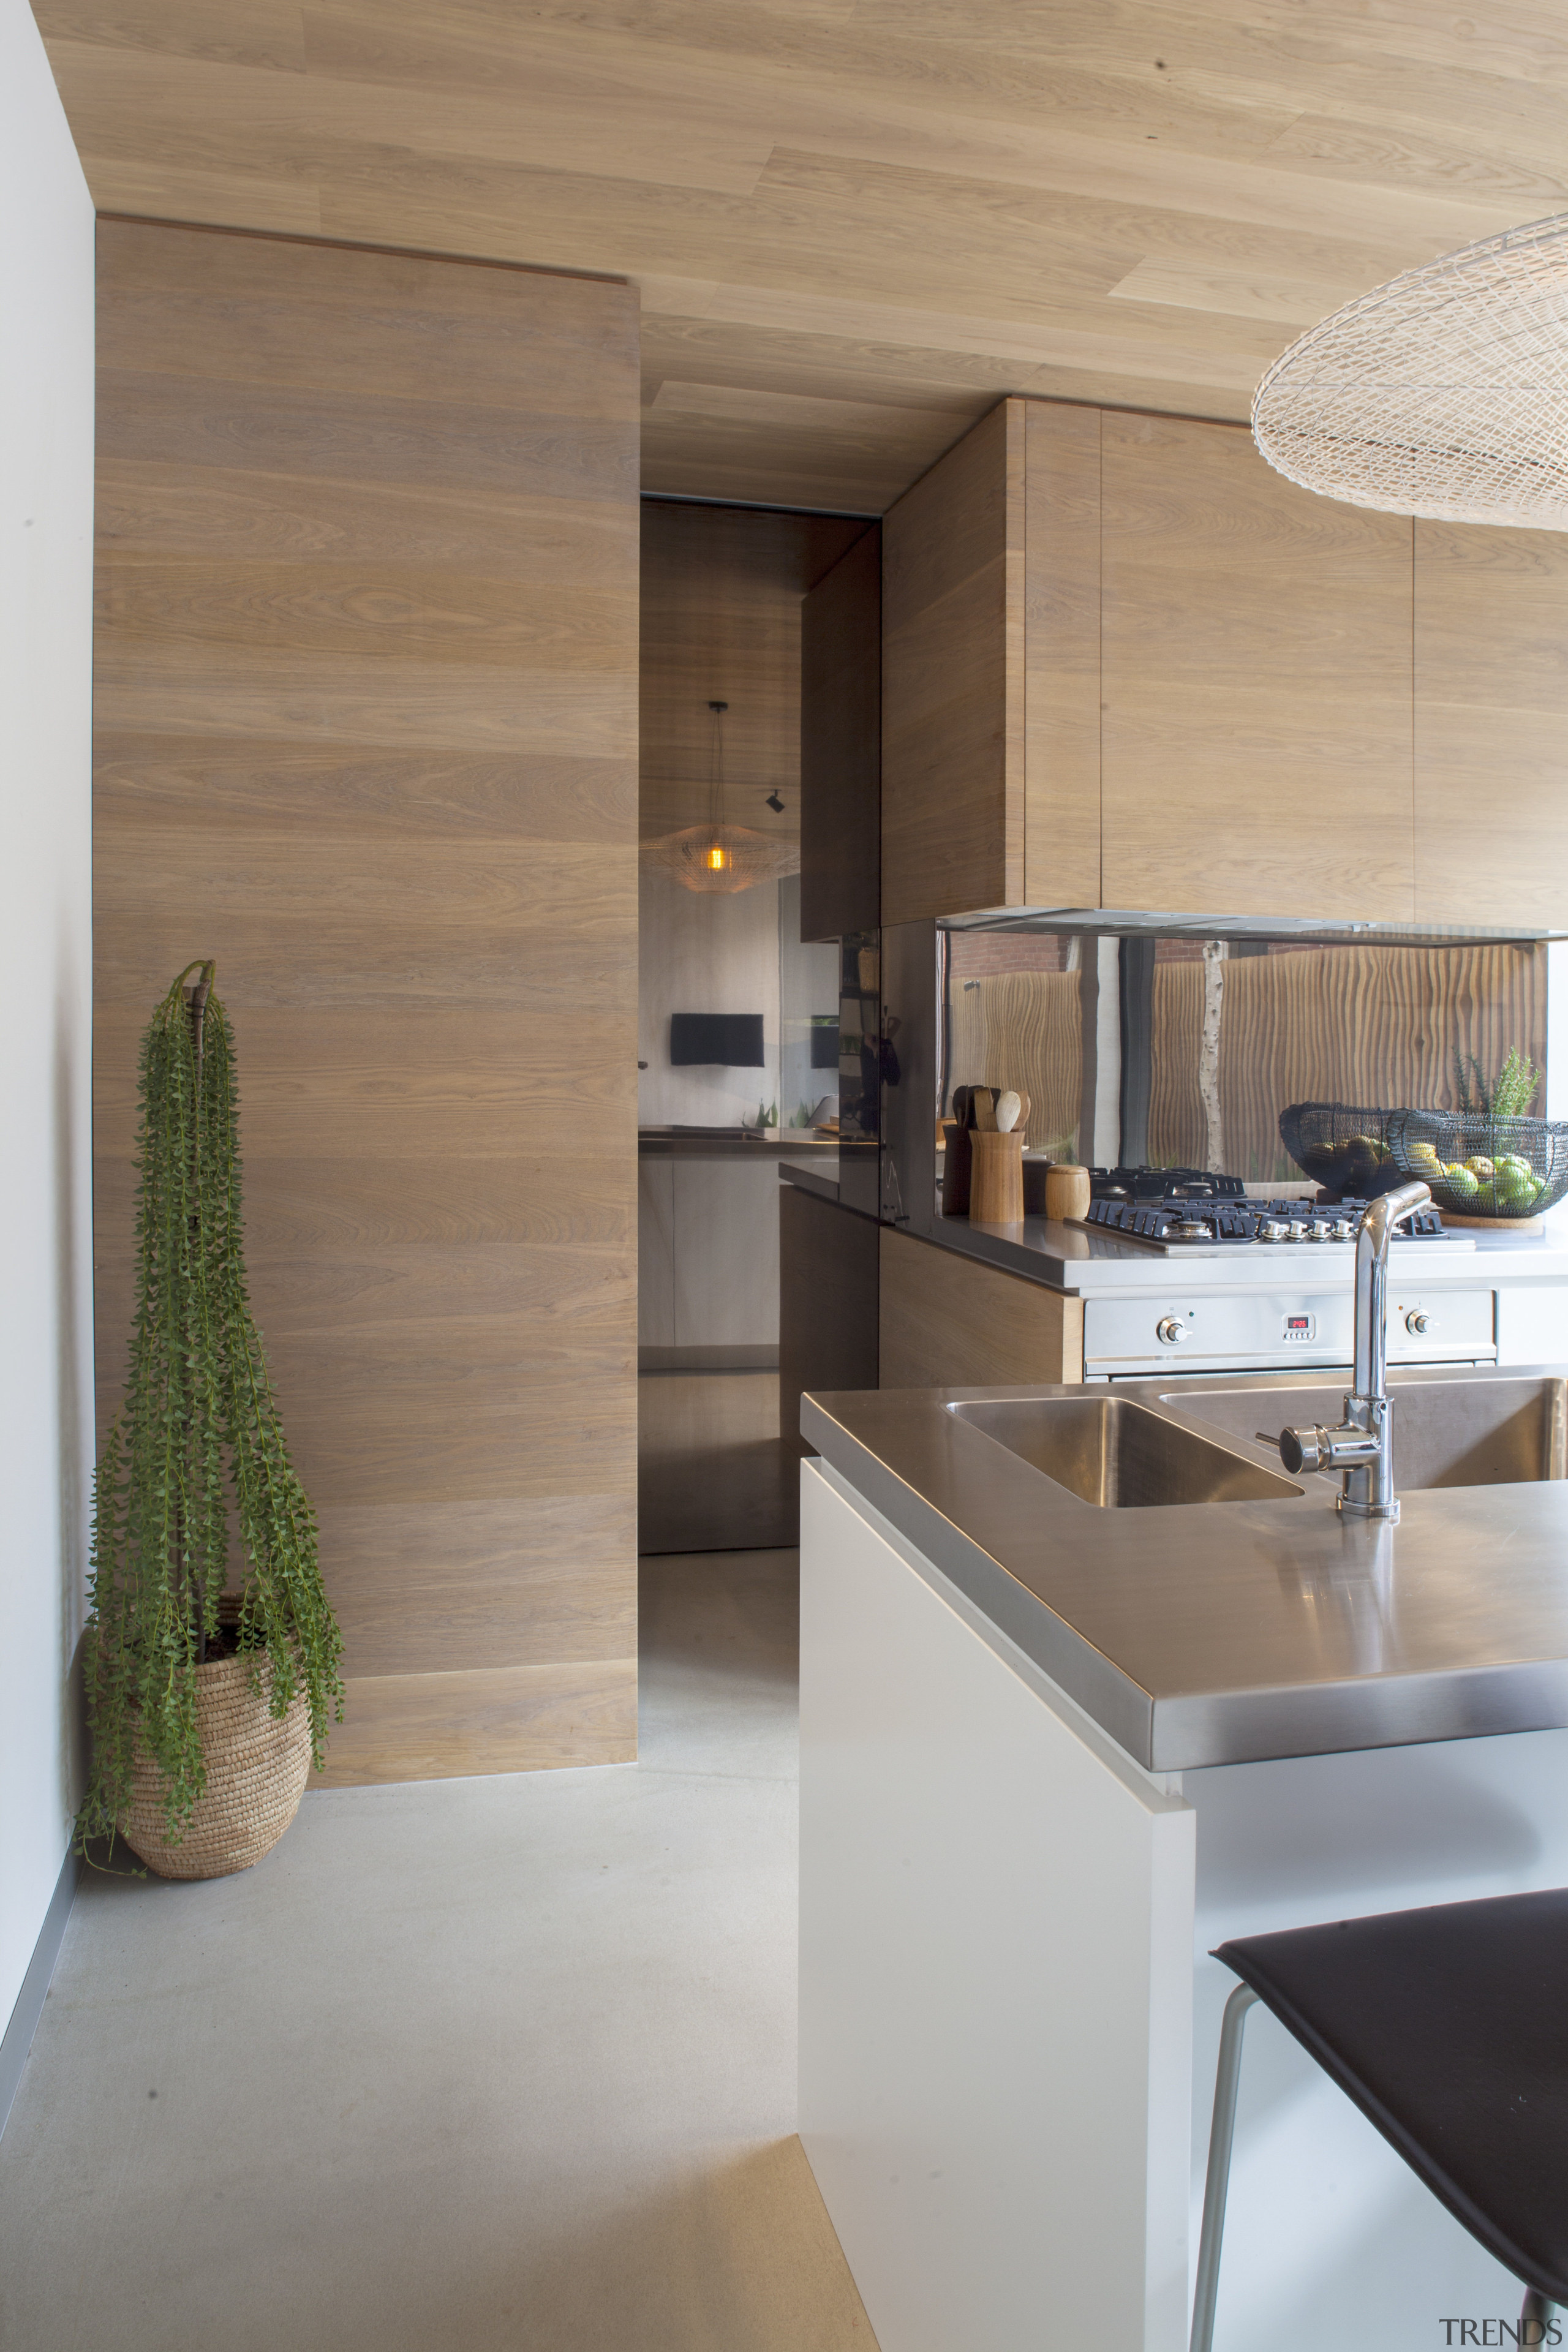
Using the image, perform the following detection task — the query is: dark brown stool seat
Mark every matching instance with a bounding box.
[1192,1888,1568,2351]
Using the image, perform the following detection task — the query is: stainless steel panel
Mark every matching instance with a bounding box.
[801,1365,1568,1771]
[1084,1289,1356,1373]
[1083,1287,1497,1377]
[1182,1374,1568,1491]
[947,1395,1303,1508]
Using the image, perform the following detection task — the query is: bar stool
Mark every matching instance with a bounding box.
[1191,1888,1568,2352]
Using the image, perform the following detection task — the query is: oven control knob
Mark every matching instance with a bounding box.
[1156,1316,1188,1346]
[1405,1309,1433,1336]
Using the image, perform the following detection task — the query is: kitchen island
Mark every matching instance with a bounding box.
[798,1373,1568,2352]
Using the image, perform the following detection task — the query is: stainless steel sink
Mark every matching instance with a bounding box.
[946,1395,1305,1509]
[1180,1375,1568,1491]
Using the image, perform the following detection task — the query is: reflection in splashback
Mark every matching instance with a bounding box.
[942,930,1547,1180]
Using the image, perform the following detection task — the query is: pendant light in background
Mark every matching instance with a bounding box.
[1253,210,1568,528]
[641,699,799,893]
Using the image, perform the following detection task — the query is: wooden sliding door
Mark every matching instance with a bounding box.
[93,221,640,1782]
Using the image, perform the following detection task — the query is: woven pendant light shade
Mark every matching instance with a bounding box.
[1253,211,1568,527]
[642,697,798,892]
[640,821,799,893]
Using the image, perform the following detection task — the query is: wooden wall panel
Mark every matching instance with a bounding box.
[1415,522,1568,930]
[92,219,641,1784]
[882,399,1023,925]
[639,499,863,845]
[878,1229,1084,1391]
[1023,402,1102,911]
[1100,412,1415,924]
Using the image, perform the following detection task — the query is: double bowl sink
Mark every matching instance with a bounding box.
[948,1374,1568,1510]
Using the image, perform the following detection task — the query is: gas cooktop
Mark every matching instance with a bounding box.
[1078,1195,1455,1253]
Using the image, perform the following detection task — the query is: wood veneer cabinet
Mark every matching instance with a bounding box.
[1100,412,1414,923]
[881,399,1098,926]
[878,1229,1084,1389]
[883,397,1420,927]
[1414,521,1568,929]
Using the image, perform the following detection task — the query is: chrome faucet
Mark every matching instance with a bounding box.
[1264,1180,1432,1523]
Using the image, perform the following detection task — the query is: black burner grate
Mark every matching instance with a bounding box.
[1083,1195,1448,1244]
[1088,1166,1246,1203]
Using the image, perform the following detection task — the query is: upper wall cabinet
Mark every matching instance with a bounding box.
[1099,413,1414,924]
[881,401,1099,928]
[1414,522,1568,930]
[883,398,1420,929]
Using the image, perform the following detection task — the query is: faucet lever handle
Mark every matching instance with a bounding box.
[1273,1425,1326,1476]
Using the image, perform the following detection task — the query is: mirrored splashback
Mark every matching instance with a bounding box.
[938,930,1548,1180]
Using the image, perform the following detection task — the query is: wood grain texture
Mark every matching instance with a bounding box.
[1099,412,1415,922]
[312,1659,639,1786]
[94,218,640,1782]
[1023,401,1101,911]
[878,1228,1084,1390]
[37,1,1568,508]
[882,399,1022,925]
[1147,943,1548,1178]
[1414,522,1568,929]
[947,968,1084,1155]
[800,523,881,941]
[639,499,863,845]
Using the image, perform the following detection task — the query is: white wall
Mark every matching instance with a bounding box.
[1,0,95,2034]
[637,867,782,1128]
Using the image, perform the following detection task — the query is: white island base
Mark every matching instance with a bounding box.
[799,1460,1568,2352]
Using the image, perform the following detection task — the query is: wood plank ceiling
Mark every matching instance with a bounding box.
[34,1,1568,511]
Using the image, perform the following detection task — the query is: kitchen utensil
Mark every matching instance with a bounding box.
[1045,1163,1092,1224]
[995,1090,1022,1134]
[970,1131,1025,1224]
[973,1087,997,1133]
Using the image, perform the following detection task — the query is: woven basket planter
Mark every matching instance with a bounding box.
[121,1652,311,1880]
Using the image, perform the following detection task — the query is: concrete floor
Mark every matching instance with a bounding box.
[0,1550,875,2352]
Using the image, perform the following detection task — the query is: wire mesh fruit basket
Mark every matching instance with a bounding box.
[1278,1104,1406,1199]
[1386,1110,1568,1219]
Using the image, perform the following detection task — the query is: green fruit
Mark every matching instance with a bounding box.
[1443,1167,1480,1202]
[1464,1156,1496,1180]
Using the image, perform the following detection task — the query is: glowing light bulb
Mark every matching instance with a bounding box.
[707,844,726,870]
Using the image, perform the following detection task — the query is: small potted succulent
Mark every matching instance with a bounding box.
[78,963,343,1877]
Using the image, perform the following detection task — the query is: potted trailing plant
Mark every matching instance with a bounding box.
[78,962,343,1877]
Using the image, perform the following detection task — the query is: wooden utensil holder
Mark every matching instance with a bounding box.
[969,1130,1025,1224]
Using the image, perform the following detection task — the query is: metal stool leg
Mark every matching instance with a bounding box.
[1521,2288,1556,2345]
[1190,1984,1261,2352]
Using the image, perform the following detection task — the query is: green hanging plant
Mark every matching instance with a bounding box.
[78,963,343,1858]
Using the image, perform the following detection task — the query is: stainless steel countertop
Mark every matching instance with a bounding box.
[945,1206,1568,1294]
[801,1366,1568,1773]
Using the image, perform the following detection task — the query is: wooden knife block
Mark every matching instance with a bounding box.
[968,1130,1025,1224]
